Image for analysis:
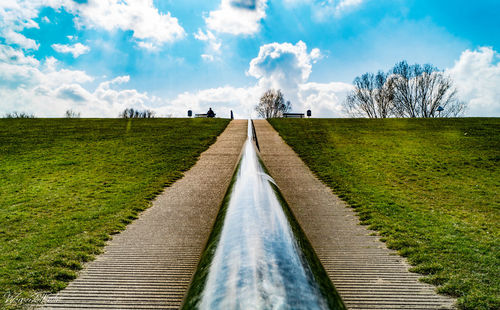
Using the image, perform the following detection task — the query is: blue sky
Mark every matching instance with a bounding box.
[0,0,499,118]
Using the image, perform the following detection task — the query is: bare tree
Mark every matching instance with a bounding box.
[255,89,291,118]
[344,71,393,118]
[120,108,155,118]
[65,109,81,118]
[4,111,35,118]
[345,61,466,118]
[390,61,466,117]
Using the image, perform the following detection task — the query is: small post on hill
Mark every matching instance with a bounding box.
[437,106,444,117]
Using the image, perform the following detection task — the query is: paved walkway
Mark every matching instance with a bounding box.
[40,120,248,309]
[253,120,456,310]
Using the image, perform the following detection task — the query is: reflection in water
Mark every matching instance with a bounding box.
[183,120,345,310]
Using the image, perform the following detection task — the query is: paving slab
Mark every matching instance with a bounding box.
[253,120,456,310]
[40,120,248,310]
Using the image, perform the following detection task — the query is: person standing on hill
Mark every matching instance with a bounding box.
[207,107,215,118]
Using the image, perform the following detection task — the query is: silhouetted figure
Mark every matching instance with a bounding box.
[230,110,234,119]
[207,108,215,118]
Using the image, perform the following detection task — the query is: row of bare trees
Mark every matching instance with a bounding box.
[4,112,35,118]
[3,109,157,118]
[120,108,155,118]
[344,61,466,118]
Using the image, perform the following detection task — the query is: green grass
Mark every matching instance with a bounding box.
[268,118,500,310]
[0,118,230,309]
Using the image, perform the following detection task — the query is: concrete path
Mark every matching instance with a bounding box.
[40,120,248,310]
[253,120,456,310]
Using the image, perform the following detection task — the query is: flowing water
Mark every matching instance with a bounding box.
[182,120,345,310]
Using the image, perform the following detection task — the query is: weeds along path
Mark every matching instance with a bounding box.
[40,120,248,309]
[253,120,456,310]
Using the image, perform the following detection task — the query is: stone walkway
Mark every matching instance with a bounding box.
[40,120,248,309]
[253,120,456,310]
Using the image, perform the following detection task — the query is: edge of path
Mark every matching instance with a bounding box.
[39,119,248,310]
[253,119,456,310]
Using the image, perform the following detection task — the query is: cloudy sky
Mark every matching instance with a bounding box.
[0,0,499,118]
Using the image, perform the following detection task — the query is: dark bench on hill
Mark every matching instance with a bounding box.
[283,113,305,118]
[195,113,216,118]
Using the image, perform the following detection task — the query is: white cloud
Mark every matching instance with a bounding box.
[0,44,39,66]
[298,82,352,117]
[248,41,321,91]
[447,47,500,116]
[52,43,90,58]
[0,44,153,117]
[0,0,185,50]
[73,0,185,49]
[2,29,39,50]
[205,0,267,35]
[247,41,350,117]
[194,29,222,61]
[0,0,69,49]
[336,0,364,13]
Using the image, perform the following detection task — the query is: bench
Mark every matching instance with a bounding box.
[283,113,305,118]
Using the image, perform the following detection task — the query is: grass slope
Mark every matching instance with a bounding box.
[269,118,499,310]
[0,118,230,309]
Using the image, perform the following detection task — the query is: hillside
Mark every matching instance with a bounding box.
[269,118,499,310]
[0,118,230,309]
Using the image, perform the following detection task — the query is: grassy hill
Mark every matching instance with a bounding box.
[0,118,230,309]
[269,118,499,310]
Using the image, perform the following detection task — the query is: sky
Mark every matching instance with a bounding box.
[0,0,499,118]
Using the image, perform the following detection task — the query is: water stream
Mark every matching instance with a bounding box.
[182,120,345,310]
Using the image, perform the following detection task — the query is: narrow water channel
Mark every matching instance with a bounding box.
[182,120,345,310]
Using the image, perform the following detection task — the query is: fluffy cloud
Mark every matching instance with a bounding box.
[52,43,90,58]
[247,41,351,117]
[248,41,321,93]
[0,44,153,117]
[2,29,40,50]
[205,0,267,35]
[447,47,500,116]
[197,0,266,61]
[0,0,44,49]
[298,82,352,117]
[335,0,364,13]
[194,29,222,61]
[0,0,185,50]
[72,0,185,49]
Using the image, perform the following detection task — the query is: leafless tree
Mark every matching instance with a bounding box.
[255,89,291,118]
[65,109,81,118]
[390,61,466,117]
[120,108,155,118]
[4,111,35,118]
[344,71,393,118]
[345,61,466,118]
